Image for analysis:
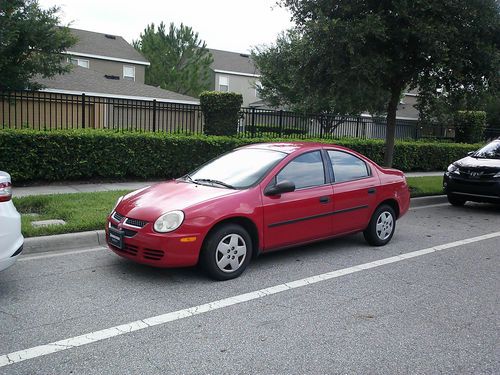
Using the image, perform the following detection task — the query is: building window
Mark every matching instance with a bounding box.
[255,80,262,98]
[123,66,135,81]
[69,58,89,69]
[219,76,229,92]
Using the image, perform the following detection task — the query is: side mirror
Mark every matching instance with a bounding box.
[264,180,295,196]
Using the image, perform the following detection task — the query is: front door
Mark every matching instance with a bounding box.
[262,151,334,250]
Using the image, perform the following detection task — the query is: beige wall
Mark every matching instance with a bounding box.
[213,72,260,107]
[70,57,146,83]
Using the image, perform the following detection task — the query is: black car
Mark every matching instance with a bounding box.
[443,138,500,206]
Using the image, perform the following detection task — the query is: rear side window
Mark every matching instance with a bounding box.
[276,151,325,189]
[328,150,369,183]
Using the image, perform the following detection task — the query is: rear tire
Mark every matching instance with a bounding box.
[200,224,252,281]
[363,205,396,246]
[447,193,466,206]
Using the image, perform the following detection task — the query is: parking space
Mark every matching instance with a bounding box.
[0,202,499,374]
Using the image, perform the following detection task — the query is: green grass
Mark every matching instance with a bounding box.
[13,176,444,238]
[14,190,131,238]
[407,176,444,197]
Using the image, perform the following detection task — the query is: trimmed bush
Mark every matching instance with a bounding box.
[253,125,307,135]
[454,111,486,143]
[0,129,481,183]
[200,91,243,136]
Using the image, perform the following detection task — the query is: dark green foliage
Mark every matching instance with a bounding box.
[257,0,500,166]
[0,129,481,183]
[200,92,243,136]
[0,0,76,90]
[454,111,487,143]
[133,22,213,98]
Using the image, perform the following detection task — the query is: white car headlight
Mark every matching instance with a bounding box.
[154,210,185,233]
[111,196,123,214]
[447,164,459,174]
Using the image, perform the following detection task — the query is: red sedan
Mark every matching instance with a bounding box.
[106,143,410,280]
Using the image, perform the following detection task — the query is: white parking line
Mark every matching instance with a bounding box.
[2,230,499,368]
[18,247,105,262]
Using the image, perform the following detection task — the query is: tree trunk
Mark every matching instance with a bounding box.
[383,90,401,167]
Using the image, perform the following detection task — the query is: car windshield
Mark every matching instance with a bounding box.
[187,148,287,189]
[474,141,500,159]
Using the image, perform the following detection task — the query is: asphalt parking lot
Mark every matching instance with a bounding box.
[1,201,499,374]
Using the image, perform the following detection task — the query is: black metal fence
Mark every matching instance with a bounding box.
[2,90,498,141]
[0,91,204,133]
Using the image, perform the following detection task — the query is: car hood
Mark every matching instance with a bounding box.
[455,156,500,170]
[115,180,240,221]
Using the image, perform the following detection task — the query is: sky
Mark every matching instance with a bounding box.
[38,0,294,53]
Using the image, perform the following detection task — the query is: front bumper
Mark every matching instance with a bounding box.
[106,218,203,268]
[443,173,500,203]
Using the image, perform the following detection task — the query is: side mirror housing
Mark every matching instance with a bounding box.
[264,180,295,196]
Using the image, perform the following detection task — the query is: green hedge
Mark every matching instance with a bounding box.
[0,129,481,183]
[200,91,243,136]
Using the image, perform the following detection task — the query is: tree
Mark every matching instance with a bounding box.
[0,0,76,91]
[256,0,500,166]
[133,22,213,98]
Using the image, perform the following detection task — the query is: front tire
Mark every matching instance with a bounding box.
[363,205,396,246]
[447,193,466,206]
[200,224,252,281]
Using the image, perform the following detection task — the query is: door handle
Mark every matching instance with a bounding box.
[368,188,376,194]
[319,196,330,204]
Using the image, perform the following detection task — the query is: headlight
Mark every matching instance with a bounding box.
[154,210,185,233]
[447,164,459,174]
[111,196,123,214]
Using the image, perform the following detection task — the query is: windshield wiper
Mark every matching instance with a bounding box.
[179,174,198,184]
[194,179,235,189]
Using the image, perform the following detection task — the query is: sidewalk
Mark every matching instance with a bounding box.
[14,172,443,197]
[14,180,161,198]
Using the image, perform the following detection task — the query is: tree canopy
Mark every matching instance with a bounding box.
[133,22,213,98]
[255,0,500,166]
[0,0,76,91]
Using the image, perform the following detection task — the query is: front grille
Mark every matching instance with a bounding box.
[143,248,165,260]
[109,222,137,237]
[459,168,499,180]
[125,218,148,228]
[112,211,124,222]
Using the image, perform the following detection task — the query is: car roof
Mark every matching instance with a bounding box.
[240,142,343,154]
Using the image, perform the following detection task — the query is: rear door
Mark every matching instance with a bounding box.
[262,150,334,250]
[327,150,379,235]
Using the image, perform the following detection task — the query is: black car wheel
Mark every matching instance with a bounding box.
[363,204,396,246]
[200,224,252,281]
[447,193,466,206]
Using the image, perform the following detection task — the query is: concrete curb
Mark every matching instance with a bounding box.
[23,230,106,255]
[22,196,449,256]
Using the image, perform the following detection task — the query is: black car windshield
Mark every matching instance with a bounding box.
[188,148,287,188]
[474,141,500,159]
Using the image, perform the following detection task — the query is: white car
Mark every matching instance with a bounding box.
[0,171,23,271]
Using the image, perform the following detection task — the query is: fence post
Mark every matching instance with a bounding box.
[356,116,360,138]
[278,110,283,137]
[81,93,86,129]
[251,107,256,137]
[152,99,157,132]
[319,115,324,139]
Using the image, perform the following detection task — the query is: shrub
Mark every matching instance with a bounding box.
[454,111,486,143]
[253,125,307,135]
[200,91,243,136]
[0,129,482,183]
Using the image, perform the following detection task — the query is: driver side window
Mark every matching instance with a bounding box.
[276,151,325,189]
